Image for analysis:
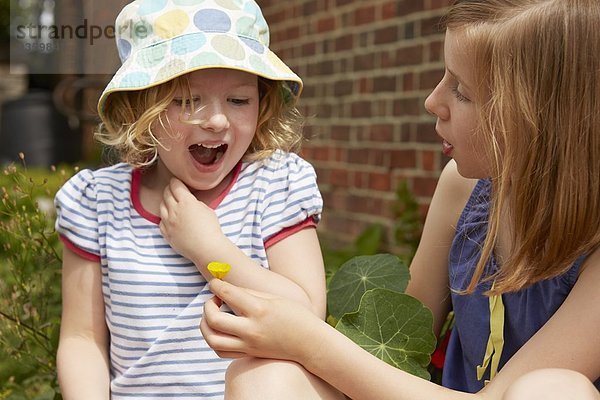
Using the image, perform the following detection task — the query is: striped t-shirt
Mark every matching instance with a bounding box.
[54,151,323,399]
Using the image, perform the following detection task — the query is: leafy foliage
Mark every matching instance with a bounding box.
[336,289,436,379]
[321,182,436,380]
[392,181,423,262]
[326,254,436,380]
[0,162,74,400]
[327,254,410,321]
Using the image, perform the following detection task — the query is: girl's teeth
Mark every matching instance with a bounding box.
[189,143,228,165]
[188,143,224,150]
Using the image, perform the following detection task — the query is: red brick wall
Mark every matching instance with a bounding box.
[258,0,451,248]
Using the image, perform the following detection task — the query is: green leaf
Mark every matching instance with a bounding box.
[336,289,436,380]
[327,254,409,320]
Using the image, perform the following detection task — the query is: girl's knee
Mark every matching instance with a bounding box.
[225,358,345,400]
[502,368,599,400]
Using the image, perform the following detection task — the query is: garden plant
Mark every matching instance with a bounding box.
[0,158,75,399]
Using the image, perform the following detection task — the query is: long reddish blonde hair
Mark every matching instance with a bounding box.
[444,0,600,294]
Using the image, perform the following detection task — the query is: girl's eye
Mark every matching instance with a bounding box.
[172,98,202,116]
[229,98,250,106]
[172,97,200,106]
[450,84,470,103]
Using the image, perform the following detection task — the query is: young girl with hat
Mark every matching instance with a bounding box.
[194,0,600,399]
[54,0,343,398]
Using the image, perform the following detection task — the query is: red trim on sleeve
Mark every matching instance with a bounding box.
[59,234,101,262]
[264,217,318,249]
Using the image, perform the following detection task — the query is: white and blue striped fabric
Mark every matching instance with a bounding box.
[54,150,323,399]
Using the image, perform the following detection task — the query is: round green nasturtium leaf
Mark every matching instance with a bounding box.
[327,254,410,320]
[336,288,436,380]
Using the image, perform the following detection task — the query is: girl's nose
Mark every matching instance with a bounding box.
[199,104,230,132]
[424,83,450,121]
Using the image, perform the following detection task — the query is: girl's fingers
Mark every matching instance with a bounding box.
[159,202,168,220]
[208,279,265,317]
[161,180,188,220]
[201,298,250,356]
[169,177,193,201]
[202,294,247,337]
[162,183,177,209]
[213,350,249,359]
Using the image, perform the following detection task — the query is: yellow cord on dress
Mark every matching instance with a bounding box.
[476,281,505,384]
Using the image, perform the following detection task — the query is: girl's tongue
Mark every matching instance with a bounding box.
[189,144,227,165]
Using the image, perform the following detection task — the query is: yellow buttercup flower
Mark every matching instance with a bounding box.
[207,262,231,279]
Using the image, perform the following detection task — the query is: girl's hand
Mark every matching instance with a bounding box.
[159,178,227,263]
[201,279,322,363]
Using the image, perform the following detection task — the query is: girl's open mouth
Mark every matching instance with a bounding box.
[189,143,228,165]
[442,139,454,156]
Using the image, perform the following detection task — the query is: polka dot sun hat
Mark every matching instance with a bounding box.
[97,0,303,122]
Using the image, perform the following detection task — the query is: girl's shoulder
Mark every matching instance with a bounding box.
[241,150,316,182]
[63,163,133,188]
[247,150,313,168]
[435,159,480,217]
[236,151,322,214]
[579,244,600,278]
[85,162,133,182]
[57,163,133,205]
